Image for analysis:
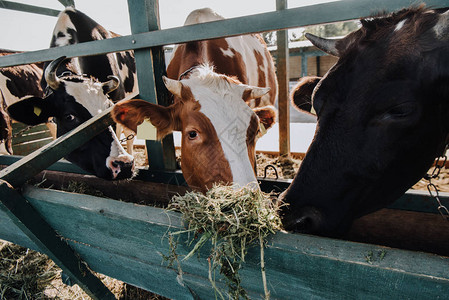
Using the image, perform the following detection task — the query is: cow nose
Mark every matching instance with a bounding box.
[107,155,134,180]
[111,160,134,179]
[281,206,324,234]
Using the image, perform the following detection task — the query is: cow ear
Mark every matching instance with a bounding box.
[112,99,180,140]
[290,76,321,115]
[253,105,277,133]
[7,96,54,125]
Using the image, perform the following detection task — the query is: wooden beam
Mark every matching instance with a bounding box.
[127,0,177,170]
[0,185,448,299]
[0,1,60,17]
[0,182,115,299]
[276,0,290,156]
[1,0,448,68]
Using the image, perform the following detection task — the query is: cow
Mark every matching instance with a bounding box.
[46,7,138,154]
[279,5,449,236]
[7,56,134,180]
[0,92,11,155]
[112,8,278,193]
[0,49,57,154]
[290,76,320,114]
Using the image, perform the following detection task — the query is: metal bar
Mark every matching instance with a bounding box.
[1,0,447,68]
[0,107,114,187]
[0,182,115,299]
[0,1,60,17]
[127,0,177,170]
[58,0,75,7]
[277,0,290,156]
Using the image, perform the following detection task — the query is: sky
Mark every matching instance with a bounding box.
[0,0,339,51]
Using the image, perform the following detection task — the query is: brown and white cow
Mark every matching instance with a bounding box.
[112,8,278,193]
[0,49,53,154]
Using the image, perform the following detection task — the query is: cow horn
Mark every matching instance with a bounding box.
[163,76,182,98]
[434,10,449,40]
[249,87,270,100]
[45,56,66,90]
[305,33,340,57]
[103,75,120,94]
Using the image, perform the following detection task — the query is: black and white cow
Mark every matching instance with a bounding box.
[279,6,449,236]
[7,56,134,180]
[46,7,138,154]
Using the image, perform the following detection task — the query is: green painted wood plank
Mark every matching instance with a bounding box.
[1,0,447,68]
[12,138,54,156]
[0,185,445,299]
[127,0,177,170]
[0,1,60,17]
[0,107,113,187]
[0,155,89,174]
[12,132,52,145]
[0,182,115,299]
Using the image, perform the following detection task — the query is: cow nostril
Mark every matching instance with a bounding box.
[111,161,119,168]
[283,206,323,234]
[292,215,316,233]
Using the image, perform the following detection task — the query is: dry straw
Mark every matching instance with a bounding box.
[167,183,283,299]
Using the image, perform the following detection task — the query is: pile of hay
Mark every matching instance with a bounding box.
[168,184,283,299]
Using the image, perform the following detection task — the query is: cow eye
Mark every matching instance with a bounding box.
[65,114,75,121]
[188,130,198,140]
[382,103,416,120]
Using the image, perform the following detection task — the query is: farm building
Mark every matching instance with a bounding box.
[1,0,449,299]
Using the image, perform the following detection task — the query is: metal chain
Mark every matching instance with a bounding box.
[119,133,135,144]
[424,146,449,221]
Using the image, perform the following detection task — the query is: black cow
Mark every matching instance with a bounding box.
[279,6,449,235]
[7,56,134,180]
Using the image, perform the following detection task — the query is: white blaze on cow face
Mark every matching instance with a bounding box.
[64,78,113,116]
[178,66,267,189]
[63,76,133,178]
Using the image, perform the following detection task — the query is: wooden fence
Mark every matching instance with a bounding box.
[1,0,449,299]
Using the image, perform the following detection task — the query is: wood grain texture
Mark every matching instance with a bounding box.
[0,185,447,299]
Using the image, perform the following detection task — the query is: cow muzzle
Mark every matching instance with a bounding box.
[281,205,324,234]
[106,154,134,180]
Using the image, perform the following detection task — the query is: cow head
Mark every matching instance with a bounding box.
[279,7,449,235]
[112,65,276,193]
[7,56,134,180]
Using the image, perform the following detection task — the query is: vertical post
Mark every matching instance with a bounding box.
[316,55,321,76]
[276,0,290,156]
[127,0,177,170]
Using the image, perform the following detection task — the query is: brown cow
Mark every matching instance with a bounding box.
[112,8,278,193]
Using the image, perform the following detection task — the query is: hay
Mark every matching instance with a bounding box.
[168,184,283,299]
